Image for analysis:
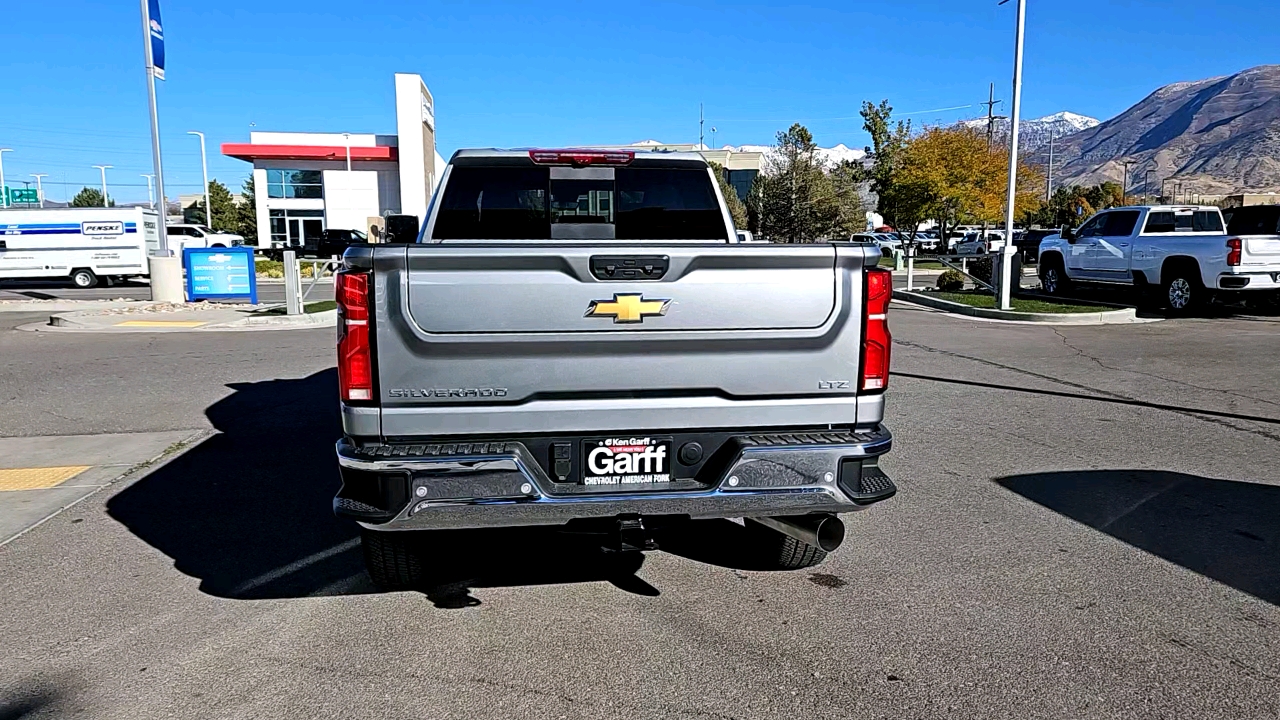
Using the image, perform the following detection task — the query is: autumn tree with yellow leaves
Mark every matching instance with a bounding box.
[896,124,1043,244]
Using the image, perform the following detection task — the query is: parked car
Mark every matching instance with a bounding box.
[333,147,897,588]
[303,228,367,258]
[952,231,1006,255]
[166,224,244,250]
[1015,228,1057,263]
[873,233,902,253]
[1037,204,1280,312]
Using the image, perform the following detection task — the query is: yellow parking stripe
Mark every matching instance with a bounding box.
[115,320,208,328]
[0,466,91,491]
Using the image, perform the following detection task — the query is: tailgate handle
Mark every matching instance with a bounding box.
[590,255,669,281]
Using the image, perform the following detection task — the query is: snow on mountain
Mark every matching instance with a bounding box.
[722,143,866,172]
[961,111,1100,150]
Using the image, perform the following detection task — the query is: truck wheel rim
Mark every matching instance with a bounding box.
[1043,269,1057,293]
[1169,279,1191,308]
[74,273,90,287]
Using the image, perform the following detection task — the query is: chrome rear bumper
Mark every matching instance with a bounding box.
[334,426,894,531]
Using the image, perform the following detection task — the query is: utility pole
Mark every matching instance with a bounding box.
[1144,169,1154,202]
[1121,160,1135,205]
[981,83,1007,151]
[141,174,155,209]
[0,148,11,208]
[31,173,47,208]
[997,0,1026,312]
[1161,178,1169,202]
[93,165,113,206]
[188,131,211,228]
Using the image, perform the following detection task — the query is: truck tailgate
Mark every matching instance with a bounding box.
[367,242,876,437]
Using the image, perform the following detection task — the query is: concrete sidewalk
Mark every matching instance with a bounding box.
[0,430,207,544]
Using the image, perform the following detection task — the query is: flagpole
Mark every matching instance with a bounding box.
[140,0,167,249]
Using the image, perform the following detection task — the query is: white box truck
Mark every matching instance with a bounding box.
[0,207,162,288]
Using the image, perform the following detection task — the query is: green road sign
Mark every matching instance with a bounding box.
[3,187,40,205]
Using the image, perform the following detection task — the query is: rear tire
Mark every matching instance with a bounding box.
[70,269,98,289]
[744,518,829,570]
[361,527,425,590]
[1162,266,1204,314]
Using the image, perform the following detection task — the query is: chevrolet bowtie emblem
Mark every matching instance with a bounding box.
[585,293,671,324]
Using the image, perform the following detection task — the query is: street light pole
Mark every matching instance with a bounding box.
[31,173,47,208]
[1045,128,1054,203]
[92,165,113,207]
[188,131,211,227]
[141,174,155,209]
[343,132,351,172]
[0,148,11,208]
[997,0,1026,311]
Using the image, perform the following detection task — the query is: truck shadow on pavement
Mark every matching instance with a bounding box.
[105,369,662,608]
[996,470,1280,606]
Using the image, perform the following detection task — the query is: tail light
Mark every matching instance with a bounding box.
[861,268,892,391]
[1227,237,1242,266]
[336,270,373,403]
[529,149,634,166]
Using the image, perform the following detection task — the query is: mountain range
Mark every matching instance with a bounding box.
[1051,65,1280,195]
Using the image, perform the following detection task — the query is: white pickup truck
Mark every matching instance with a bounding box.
[1037,205,1280,311]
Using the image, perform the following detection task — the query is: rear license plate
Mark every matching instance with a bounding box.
[581,436,673,485]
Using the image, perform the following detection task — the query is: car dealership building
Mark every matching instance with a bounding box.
[222,73,444,249]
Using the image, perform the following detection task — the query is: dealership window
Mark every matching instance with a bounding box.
[727,169,757,202]
[266,170,323,199]
[268,210,287,245]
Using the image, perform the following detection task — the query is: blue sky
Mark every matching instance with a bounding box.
[1,0,1276,204]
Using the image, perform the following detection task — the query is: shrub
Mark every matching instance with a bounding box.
[936,269,966,291]
[967,257,994,283]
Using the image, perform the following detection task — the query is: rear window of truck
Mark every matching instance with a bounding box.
[431,166,729,241]
[1223,206,1280,235]
[1142,210,1223,234]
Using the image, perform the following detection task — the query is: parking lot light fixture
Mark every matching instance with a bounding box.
[996,0,1026,312]
[31,173,48,208]
[0,148,11,208]
[141,174,155,209]
[92,165,113,207]
[188,131,211,228]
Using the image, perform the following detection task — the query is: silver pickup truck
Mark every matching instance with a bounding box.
[332,148,896,588]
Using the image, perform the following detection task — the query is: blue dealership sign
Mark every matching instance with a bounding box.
[184,247,257,304]
[148,0,165,80]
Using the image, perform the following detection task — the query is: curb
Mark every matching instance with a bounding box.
[35,308,336,332]
[216,309,337,329]
[892,289,1150,325]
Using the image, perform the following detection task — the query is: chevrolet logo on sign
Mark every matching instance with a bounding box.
[585,294,670,324]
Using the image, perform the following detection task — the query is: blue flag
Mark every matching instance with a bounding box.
[148,0,165,80]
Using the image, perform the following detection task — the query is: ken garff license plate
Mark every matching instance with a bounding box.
[581,436,673,485]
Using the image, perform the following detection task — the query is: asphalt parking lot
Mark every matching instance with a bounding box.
[1,302,1277,718]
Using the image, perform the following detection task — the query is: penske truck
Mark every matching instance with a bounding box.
[0,207,163,287]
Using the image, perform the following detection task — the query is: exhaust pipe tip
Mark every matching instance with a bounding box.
[812,515,845,552]
[754,514,845,552]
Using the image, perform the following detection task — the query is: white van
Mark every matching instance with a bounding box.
[0,207,162,287]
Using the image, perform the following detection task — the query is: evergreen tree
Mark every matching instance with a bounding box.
[185,180,241,233]
[756,124,843,243]
[71,187,113,207]
[234,177,258,241]
[707,161,748,229]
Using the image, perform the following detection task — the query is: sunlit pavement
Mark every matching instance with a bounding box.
[1,303,1277,718]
